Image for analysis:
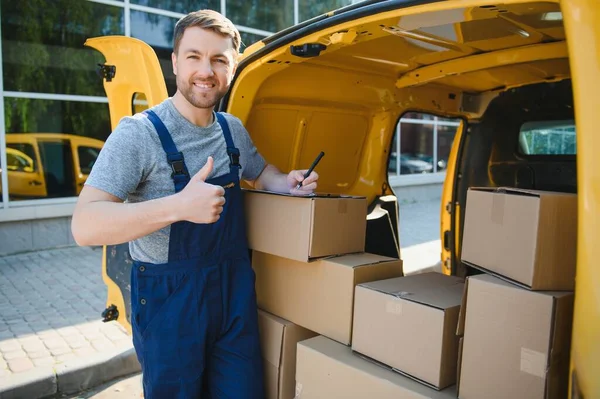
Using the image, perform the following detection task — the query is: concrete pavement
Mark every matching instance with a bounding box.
[0,246,140,398]
[0,199,442,398]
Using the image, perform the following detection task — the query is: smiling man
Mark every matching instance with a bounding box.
[72,9,319,399]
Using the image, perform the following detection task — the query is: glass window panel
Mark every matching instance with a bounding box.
[78,146,101,175]
[1,0,124,96]
[131,0,219,14]
[131,11,178,96]
[4,98,111,200]
[240,32,266,52]
[227,0,293,32]
[518,120,576,155]
[299,0,353,22]
[436,123,459,171]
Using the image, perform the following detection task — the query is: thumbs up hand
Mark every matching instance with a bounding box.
[175,156,226,224]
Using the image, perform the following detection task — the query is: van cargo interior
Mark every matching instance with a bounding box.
[226,0,575,276]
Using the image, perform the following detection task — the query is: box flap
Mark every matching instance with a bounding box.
[326,252,399,268]
[358,272,464,310]
[258,310,286,368]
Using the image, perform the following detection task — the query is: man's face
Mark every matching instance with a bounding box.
[172,27,237,110]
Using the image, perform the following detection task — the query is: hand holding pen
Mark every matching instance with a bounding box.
[287,151,324,195]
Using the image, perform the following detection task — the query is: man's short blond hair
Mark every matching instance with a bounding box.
[173,9,241,55]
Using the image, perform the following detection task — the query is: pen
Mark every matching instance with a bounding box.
[296,151,325,190]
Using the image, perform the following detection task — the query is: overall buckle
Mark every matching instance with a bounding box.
[227,147,241,169]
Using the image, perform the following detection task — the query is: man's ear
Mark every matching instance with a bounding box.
[171,52,177,75]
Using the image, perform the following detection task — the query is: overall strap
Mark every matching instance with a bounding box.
[215,112,241,173]
[143,110,190,193]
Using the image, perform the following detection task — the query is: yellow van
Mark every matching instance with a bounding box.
[88,0,598,397]
[0,133,104,199]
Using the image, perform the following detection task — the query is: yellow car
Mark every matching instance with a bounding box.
[1,133,104,199]
[87,0,598,397]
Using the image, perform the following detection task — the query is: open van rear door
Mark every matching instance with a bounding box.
[84,36,168,334]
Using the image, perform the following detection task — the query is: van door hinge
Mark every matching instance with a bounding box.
[97,64,116,82]
[445,201,452,214]
[101,304,119,322]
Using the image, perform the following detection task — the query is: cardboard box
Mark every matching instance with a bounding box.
[243,189,367,262]
[461,187,577,290]
[258,310,318,399]
[458,274,574,399]
[352,272,464,389]
[295,336,457,398]
[252,251,403,345]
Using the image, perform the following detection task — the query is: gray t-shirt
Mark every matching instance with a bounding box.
[85,98,266,264]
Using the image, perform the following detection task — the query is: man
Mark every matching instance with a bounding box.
[72,9,318,398]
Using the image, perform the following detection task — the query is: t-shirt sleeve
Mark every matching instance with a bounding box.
[85,117,151,201]
[227,115,267,181]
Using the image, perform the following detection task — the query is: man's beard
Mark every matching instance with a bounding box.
[178,76,227,109]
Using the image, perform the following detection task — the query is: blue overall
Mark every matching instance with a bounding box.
[130,110,265,399]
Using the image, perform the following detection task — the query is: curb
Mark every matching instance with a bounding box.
[0,345,141,399]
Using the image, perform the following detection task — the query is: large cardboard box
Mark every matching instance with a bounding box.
[461,187,577,290]
[252,251,403,345]
[352,272,464,389]
[458,274,574,399]
[295,336,457,399]
[258,310,318,399]
[243,189,368,262]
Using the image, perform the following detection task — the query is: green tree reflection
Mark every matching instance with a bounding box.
[1,0,123,139]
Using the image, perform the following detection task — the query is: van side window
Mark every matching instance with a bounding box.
[78,146,100,175]
[6,149,34,173]
[518,120,576,155]
[132,93,148,115]
[7,143,37,172]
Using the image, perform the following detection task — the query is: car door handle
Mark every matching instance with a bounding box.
[29,180,43,186]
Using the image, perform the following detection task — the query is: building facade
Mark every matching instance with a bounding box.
[0,0,457,255]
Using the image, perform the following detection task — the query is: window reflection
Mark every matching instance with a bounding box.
[228,0,293,32]
[3,99,110,200]
[240,32,266,52]
[1,0,124,96]
[131,0,219,14]
[131,11,178,95]
[299,0,354,22]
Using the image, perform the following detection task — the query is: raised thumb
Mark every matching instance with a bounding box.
[194,156,214,182]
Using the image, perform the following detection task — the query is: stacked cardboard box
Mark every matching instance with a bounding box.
[244,189,463,398]
[458,187,577,399]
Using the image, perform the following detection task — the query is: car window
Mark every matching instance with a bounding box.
[6,149,34,172]
[78,146,100,174]
[518,120,576,155]
[7,143,37,171]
